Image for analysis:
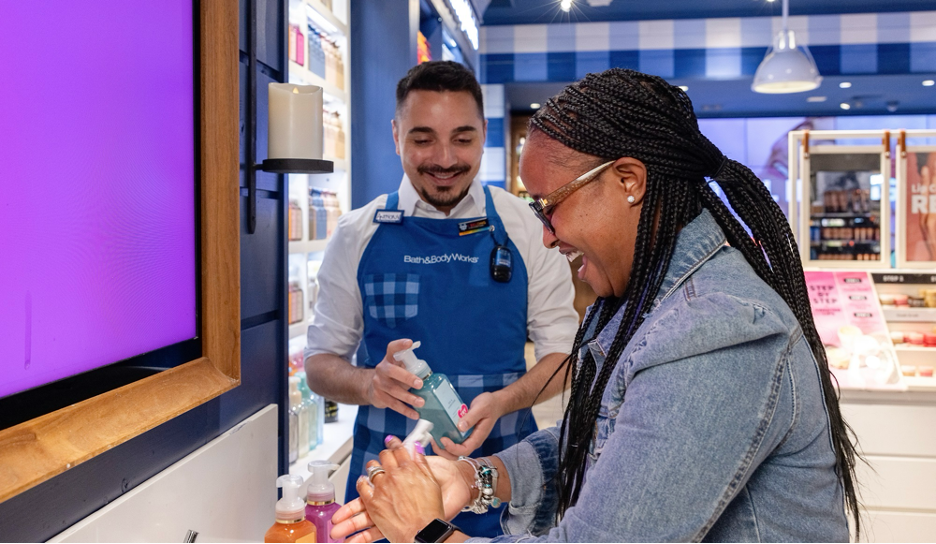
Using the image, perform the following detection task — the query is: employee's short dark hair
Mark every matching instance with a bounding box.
[395,61,484,118]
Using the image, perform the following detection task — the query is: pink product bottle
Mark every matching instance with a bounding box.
[305,461,342,542]
[297,26,305,67]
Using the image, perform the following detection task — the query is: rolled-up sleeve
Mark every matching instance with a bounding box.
[304,210,370,362]
[525,231,578,362]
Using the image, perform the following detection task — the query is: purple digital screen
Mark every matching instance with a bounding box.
[0,2,196,399]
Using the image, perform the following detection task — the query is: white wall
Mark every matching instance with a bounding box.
[49,405,279,543]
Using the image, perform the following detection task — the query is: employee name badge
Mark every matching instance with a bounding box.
[458,218,489,236]
[374,209,403,224]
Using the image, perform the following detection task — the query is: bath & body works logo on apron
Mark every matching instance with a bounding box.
[403,253,480,264]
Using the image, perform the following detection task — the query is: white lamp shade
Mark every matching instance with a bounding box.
[752,30,823,94]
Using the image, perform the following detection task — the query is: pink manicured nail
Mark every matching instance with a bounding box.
[384,435,395,445]
[414,442,425,455]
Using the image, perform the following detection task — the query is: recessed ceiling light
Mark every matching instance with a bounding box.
[530,103,541,109]
[678,86,689,92]
[839,81,852,89]
[807,96,827,102]
[840,102,851,110]
[560,0,572,12]
[924,80,935,87]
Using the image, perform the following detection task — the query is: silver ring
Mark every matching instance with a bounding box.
[366,465,386,483]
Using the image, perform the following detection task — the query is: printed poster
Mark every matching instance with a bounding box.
[905,151,936,262]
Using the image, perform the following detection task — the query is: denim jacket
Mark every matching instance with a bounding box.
[472,210,849,542]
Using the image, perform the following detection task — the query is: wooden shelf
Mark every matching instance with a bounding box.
[289,239,330,255]
[288,63,347,104]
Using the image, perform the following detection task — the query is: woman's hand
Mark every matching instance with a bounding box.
[330,437,475,543]
[437,391,505,459]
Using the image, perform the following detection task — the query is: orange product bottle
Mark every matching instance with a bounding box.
[265,475,317,543]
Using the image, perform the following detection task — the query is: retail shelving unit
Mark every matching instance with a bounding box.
[285,0,357,478]
[286,0,351,343]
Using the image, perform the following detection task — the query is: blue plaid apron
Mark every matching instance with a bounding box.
[347,186,536,537]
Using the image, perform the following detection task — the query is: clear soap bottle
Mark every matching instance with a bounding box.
[393,341,471,449]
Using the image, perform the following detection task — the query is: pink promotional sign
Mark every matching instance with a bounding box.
[0,2,196,399]
[805,270,903,390]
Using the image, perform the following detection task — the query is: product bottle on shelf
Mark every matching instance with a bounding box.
[288,201,302,241]
[335,46,344,90]
[308,189,319,241]
[316,191,328,240]
[296,25,305,67]
[296,371,320,451]
[334,113,345,159]
[288,378,301,463]
[324,40,336,86]
[308,28,325,78]
[298,380,311,459]
[324,399,338,423]
[288,25,298,64]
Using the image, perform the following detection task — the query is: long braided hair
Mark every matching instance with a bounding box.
[530,68,860,535]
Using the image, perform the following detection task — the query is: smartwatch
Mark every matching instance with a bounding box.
[415,518,460,543]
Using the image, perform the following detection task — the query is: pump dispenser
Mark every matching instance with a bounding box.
[393,341,471,449]
[304,461,342,542]
[403,419,434,456]
[264,475,316,543]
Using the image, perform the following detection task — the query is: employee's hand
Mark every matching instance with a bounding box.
[437,391,505,458]
[330,437,472,543]
[365,338,425,420]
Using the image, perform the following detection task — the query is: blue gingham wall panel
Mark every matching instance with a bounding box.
[479,11,936,84]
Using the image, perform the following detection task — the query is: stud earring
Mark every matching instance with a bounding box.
[627,195,636,204]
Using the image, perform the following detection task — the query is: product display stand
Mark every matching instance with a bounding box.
[789,129,936,540]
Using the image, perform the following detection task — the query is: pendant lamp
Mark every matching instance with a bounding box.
[751,0,822,93]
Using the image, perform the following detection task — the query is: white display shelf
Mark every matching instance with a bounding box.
[290,404,357,473]
[288,62,347,103]
[289,238,330,255]
[902,377,936,391]
[895,345,936,352]
[883,308,936,322]
[327,157,348,171]
[289,320,309,340]
[303,0,348,37]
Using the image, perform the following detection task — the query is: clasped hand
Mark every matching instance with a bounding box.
[330,436,472,543]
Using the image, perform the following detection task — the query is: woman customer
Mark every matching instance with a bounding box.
[330,68,860,543]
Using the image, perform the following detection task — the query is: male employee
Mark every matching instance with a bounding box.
[303,61,578,537]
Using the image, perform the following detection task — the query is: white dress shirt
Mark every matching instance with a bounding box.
[305,176,579,364]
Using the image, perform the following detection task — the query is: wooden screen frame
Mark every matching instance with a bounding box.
[0,0,240,504]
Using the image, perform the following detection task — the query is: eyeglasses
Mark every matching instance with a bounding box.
[528,160,615,234]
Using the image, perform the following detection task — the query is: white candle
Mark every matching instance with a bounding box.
[268,83,323,160]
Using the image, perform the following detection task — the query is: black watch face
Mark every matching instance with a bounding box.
[415,519,454,543]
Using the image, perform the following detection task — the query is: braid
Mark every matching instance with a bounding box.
[530,68,860,536]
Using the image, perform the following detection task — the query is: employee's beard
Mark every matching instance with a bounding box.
[417,164,472,210]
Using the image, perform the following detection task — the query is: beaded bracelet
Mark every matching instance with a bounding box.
[458,456,501,514]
